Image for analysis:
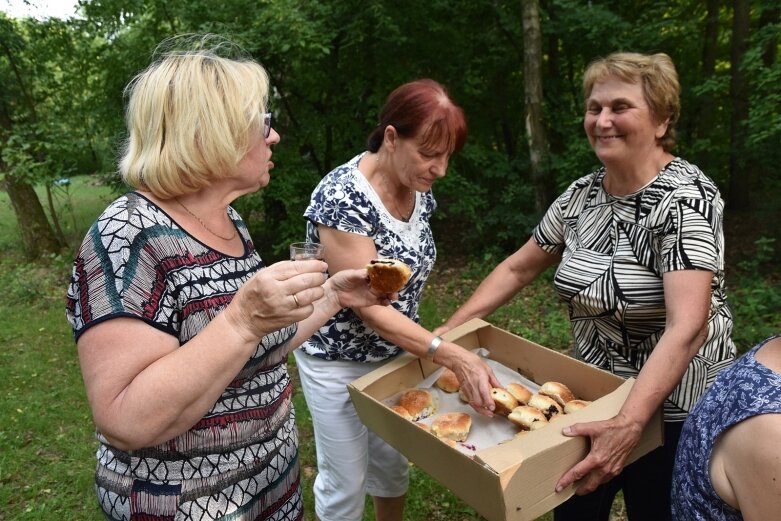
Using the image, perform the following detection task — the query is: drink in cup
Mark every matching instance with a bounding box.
[289,242,325,261]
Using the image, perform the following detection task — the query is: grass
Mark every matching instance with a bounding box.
[1,175,779,520]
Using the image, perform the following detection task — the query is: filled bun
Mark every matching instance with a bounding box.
[366,259,412,293]
[439,437,458,448]
[539,381,576,407]
[390,405,413,421]
[431,412,472,442]
[506,383,533,405]
[529,393,563,419]
[508,405,549,431]
[399,389,435,420]
[564,399,591,414]
[491,388,519,416]
[435,369,460,393]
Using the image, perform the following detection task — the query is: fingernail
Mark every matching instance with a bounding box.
[555,486,563,493]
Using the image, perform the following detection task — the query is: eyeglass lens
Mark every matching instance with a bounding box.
[263,113,273,138]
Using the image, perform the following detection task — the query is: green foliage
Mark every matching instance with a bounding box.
[730,237,781,352]
[4,1,776,258]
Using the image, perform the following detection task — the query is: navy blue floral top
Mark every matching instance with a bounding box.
[301,152,437,362]
[671,335,781,520]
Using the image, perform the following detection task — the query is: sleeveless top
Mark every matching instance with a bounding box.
[301,152,437,362]
[533,157,735,421]
[671,336,781,520]
[66,192,302,520]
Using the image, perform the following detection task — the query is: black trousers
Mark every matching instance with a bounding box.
[553,421,684,521]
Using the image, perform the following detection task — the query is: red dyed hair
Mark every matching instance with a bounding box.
[367,79,467,154]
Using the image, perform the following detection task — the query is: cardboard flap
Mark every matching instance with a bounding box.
[441,318,491,342]
[475,379,636,473]
[348,352,424,400]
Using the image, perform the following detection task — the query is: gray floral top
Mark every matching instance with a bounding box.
[301,153,437,362]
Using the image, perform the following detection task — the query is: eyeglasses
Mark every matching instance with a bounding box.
[262,112,273,139]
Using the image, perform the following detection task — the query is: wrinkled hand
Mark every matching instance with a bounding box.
[448,347,503,416]
[431,324,452,337]
[223,260,328,342]
[555,413,644,495]
[325,268,396,309]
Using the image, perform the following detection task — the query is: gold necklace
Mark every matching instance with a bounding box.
[175,198,237,241]
[383,173,414,222]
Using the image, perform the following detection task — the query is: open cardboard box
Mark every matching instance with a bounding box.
[348,319,664,521]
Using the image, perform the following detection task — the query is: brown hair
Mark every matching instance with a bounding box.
[583,52,680,152]
[367,79,467,154]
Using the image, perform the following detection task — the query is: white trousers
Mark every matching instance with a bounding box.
[293,349,409,521]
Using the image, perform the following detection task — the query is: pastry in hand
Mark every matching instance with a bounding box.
[491,388,520,416]
[366,259,412,293]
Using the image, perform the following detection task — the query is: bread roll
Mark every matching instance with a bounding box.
[435,368,460,393]
[529,393,563,419]
[390,405,413,421]
[506,382,533,405]
[508,405,549,431]
[458,387,470,403]
[415,422,430,432]
[366,259,412,293]
[431,412,472,442]
[399,389,435,420]
[539,381,576,407]
[439,437,458,448]
[491,388,519,416]
[564,399,591,414]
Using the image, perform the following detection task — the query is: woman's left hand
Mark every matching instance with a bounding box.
[326,268,396,309]
[554,412,644,495]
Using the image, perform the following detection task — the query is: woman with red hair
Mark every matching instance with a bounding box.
[294,79,501,521]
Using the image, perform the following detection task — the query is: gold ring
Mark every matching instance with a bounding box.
[292,294,301,307]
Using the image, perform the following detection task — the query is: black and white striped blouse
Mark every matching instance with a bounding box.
[534,158,736,421]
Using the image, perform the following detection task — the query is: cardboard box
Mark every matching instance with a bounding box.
[348,319,664,521]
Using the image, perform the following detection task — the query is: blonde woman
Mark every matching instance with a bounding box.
[65,35,392,520]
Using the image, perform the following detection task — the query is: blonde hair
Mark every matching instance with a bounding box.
[583,52,680,152]
[120,35,270,198]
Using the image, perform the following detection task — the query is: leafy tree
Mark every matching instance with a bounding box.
[3,0,779,260]
[0,14,72,258]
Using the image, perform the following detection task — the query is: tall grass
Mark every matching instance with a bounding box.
[1,176,778,520]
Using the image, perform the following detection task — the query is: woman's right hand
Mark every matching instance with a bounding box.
[438,342,503,416]
[223,259,329,342]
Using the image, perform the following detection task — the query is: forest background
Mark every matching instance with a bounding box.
[1,1,780,519]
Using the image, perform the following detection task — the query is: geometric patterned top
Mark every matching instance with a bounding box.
[66,192,302,520]
[672,335,781,520]
[534,158,736,421]
[301,152,437,362]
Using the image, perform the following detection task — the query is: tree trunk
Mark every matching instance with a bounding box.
[522,0,555,214]
[1,174,65,259]
[692,0,720,144]
[727,0,751,210]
